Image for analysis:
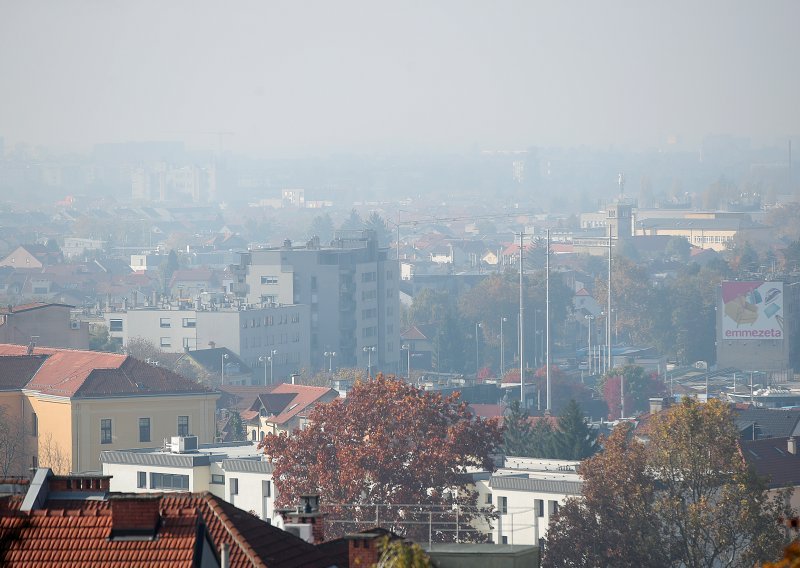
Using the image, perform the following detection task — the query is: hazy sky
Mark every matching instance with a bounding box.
[1,1,798,155]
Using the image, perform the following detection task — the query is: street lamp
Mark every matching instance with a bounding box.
[401,344,411,378]
[499,317,508,377]
[324,351,336,373]
[259,350,278,386]
[475,322,483,376]
[585,315,595,375]
[363,346,376,377]
[221,352,229,386]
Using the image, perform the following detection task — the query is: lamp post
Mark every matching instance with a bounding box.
[259,350,277,386]
[221,352,229,386]
[475,322,483,376]
[324,351,336,373]
[402,344,411,378]
[585,315,595,374]
[499,317,508,377]
[363,346,376,377]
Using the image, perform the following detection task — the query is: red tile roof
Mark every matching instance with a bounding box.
[0,344,212,399]
[220,385,338,427]
[0,491,334,568]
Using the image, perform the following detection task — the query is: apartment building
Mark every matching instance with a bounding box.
[0,302,89,349]
[0,344,219,475]
[104,303,311,380]
[475,456,582,546]
[233,230,400,373]
[100,439,278,522]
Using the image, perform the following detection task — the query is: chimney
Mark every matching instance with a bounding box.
[220,543,230,568]
[277,494,326,544]
[789,437,797,455]
[110,494,161,539]
[347,533,383,567]
[649,397,669,415]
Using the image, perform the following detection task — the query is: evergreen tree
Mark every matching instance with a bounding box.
[503,400,534,456]
[227,410,245,441]
[551,399,597,460]
[528,418,556,458]
[340,208,364,231]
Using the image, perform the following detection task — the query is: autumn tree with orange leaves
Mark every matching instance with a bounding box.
[260,374,502,541]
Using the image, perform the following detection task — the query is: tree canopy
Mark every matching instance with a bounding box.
[260,374,502,541]
[544,398,791,567]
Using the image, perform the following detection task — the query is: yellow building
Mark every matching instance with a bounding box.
[0,344,219,475]
[635,213,770,252]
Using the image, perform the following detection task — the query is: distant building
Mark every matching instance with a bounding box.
[0,302,88,350]
[233,230,400,373]
[62,237,105,258]
[104,303,311,380]
[0,244,62,269]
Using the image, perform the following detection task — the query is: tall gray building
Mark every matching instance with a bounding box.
[235,230,400,373]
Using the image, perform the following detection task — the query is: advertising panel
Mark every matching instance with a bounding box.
[721,281,784,340]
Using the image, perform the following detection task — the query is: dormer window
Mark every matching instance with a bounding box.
[260,408,267,417]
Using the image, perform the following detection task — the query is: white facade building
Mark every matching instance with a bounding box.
[104,304,311,378]
[100,439,277,522]
[475,457,582,546]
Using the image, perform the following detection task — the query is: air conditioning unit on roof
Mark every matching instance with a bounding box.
[171,435,198,453]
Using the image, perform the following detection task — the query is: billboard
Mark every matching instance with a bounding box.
[721,281,784,340]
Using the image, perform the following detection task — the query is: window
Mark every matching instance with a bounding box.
[386,270,393,279]
[362,290,377,301]
[536,499,544,517]
[501,536,508,544]
[251,430,257,441]
[139,418,151,443]
[159,317,171,328]
[182,318,196,328]
[109,319,123,332]
[230,478,239,495]
[177,416,189,437]
[261,276,278,285]
[311,276,317,291]
[150,473,189,490]
[31,412,38,437]
[549,500,559,516]
[499,496,508,514]
[137,471,147,488]
[361,272,376,283]
[362,326,376,338]
[211,474,225,485]
[160,337,171,348]
[101,419,112,444]
[485,493,492,505]
[361,308,377,319]
[262,480,271,498]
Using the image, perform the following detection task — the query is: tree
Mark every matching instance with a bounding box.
[544,423,667,568]
[544,399,791,567]
[600,365,664,420]
[260,374,502,541]
[39,432,70,474]
[550,400,597,460]
[503,400,535,456]
[365,211,391,247]
[340,208,364,231]
[0,405,26,476]
[647,398,789,567]
[227,410,246,442]
[89,323,120,352]
[308,213,335,243]
[376,535,432,568]
[665,236,692,262]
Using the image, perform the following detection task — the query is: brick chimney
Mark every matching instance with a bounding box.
[109,494,161,539]
[276,494,327,544]
[347,533,383,567]
[49,475,111,493]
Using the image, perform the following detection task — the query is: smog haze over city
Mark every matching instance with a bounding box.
[3,2,800,566]
[1,0,798,155]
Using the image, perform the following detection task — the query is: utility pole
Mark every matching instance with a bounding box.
[546,229,551,412]
[519,231,525,409]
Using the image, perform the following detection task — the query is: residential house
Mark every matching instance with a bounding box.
[0,343,219,474]
[741,436,800,511]
[0,244,62,269]
[218,384,339,440]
